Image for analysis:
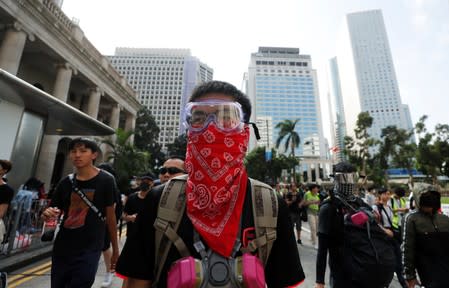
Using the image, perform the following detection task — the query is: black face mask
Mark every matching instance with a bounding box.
[139,182,151,192]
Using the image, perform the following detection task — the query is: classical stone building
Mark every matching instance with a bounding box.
[0,0,141,190]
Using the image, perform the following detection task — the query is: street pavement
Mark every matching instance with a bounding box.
[7,223,404,287]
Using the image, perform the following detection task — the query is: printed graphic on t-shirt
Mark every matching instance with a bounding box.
[63,189,95,229]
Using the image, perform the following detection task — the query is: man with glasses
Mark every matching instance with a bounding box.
[158,157,186,184]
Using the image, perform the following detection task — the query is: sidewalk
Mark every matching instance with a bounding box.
[0,244,53,273]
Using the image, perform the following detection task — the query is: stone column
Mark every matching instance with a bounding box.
[125,113,136,144]
[307,164,312,183]
[87,87,102,119]
[52,63,77,102]
[315,163,320,182]
[110,103,120,130]
[0,22,35,75]
[102,103,120,159]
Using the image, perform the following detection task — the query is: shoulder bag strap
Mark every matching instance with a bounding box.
[69,174,105,222]
[153,174,189,287]
[243,178,278,266]
[379,204,393,228]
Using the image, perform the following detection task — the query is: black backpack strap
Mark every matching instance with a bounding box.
[153,175,189,286]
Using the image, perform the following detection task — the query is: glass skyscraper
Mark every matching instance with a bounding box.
[247,47,325,158]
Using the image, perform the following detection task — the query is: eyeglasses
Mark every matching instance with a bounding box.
[183,100,245,133]
[159,167,185,175]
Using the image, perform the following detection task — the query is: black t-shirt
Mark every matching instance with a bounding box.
[123,192,146,236]
[50,171,116,256]
[286,191,303,214]
[0,184,14,206]
[116,179,305,288]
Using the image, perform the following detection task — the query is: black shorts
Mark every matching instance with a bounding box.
[290,212,302,230]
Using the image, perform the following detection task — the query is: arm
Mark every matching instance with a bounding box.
[106,206,119,271]
[0,204,8,219]
[402,214,417,281]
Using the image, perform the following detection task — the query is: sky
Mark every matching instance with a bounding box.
[62,0,449,141]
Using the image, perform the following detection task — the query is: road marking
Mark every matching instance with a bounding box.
[7,227,126,286]
[8,261,51,287]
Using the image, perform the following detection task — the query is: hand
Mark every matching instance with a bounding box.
[130,214,137,222]
[315,283,325,288]
[42,207,61,221]
[406,278,419,288]
[110,248,119,272]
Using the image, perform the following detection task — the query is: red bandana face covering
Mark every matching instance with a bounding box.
[185,123,249,257]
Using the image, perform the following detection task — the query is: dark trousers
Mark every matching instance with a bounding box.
[51,250,101,288]
[392,240,407,288]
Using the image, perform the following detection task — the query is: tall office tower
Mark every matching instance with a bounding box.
[109,48,213,150]
[336,10,413,143]
[328,57,346,162]
[247,47,326,158]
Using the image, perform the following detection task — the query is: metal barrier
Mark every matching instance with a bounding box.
[0,194,51,257]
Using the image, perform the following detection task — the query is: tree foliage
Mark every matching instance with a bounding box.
[415,117,449,183]
[102,128,150,192]
[245,146,297,185]
[275,119,301,183]
[134,108,165,170]
[166,133,187,159]
[343,112,377,181]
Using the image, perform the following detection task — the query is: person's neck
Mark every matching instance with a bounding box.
[76,165,99,181]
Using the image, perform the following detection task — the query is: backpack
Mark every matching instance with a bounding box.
[153,175,278,286]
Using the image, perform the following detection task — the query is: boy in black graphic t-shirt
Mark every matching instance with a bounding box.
[42,138,119,288]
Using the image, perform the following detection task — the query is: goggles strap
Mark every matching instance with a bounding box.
[249,122,261,140]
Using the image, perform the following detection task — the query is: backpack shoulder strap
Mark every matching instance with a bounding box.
[244,178,278,266]
[153,174,189,285]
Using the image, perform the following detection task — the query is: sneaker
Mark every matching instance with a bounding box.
[101,272,114,288]
[297,239,302,245]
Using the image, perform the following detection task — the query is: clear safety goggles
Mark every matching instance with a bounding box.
[183,101,246,133]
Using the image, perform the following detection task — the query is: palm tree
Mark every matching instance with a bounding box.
[275,119,301,184]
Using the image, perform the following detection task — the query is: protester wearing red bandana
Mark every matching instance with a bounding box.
[117,81,305,288]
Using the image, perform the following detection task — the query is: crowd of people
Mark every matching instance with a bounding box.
[1,80,449,288]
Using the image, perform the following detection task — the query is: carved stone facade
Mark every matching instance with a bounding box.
[0,0,141,190]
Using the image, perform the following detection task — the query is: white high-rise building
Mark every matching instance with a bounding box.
[247,47,332,181]
[109,48,213,150]
[335,10,413,142]
[247,47,326,158]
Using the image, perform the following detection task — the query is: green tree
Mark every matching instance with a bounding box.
[167,133,187,158]
[343,112,377,183]
[378,126,415,187]
[275,119,301,183]
[245,146,297,184]
[134,108,164,170]
[103,128,150,192]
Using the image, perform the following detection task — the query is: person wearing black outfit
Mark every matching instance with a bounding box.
[315,162,394,288]
[402,183,449,288]
[284,183,304,244]
[41,138,119,288]
[122,175,154,237]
